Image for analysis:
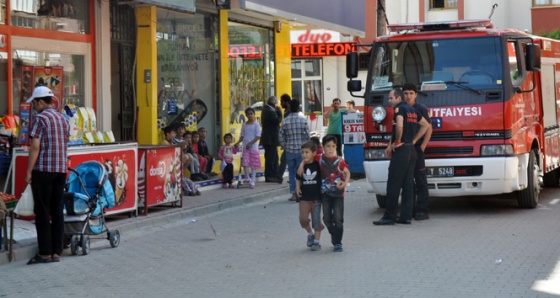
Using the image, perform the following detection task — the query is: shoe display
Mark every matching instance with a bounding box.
[311,243,321,251]
[414,213,430,220]
[333,244,343,252]
[373,218,395,225]
[307,234,315,247]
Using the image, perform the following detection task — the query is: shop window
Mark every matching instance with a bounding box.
[431,0,458,9]
[0,0,5,25]
[533,0,560,5]
[291,59,323,116]
[11,50,85,115]
[11,0,90,34]
[227,22,274,142]
[156,9,218,148]
[358,52,370,70]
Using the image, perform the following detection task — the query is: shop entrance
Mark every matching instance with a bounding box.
[110,0,136,141]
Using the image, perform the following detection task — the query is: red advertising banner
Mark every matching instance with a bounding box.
[138,146,183,210]
[33,66,64,110]
[12,144,138,215]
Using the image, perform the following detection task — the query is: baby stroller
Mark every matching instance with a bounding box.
[236,145,252,189]
[63,161,120,255]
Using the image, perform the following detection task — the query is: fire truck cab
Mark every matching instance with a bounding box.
[346,19,560,208]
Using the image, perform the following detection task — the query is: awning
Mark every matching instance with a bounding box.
[136,0,196,13]
[239,0,365,37]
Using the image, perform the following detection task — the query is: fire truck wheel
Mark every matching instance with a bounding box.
[517,150,540,209]
[376,195,387,208]
[543,168,559,187]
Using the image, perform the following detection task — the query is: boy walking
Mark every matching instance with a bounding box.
[319,135,351,252]
[296,140,323,251]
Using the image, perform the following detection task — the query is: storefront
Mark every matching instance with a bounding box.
[0,1,94,118]
[290,29,359,134]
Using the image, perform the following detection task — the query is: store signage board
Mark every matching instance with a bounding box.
[229,44,263,59]
[343,112,366,144]
[292,42,356,58]
[290,30,341,44]
[138,0,195,12]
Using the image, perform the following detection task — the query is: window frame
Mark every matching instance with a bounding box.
[430,0,458,9]
[532,0,560,6]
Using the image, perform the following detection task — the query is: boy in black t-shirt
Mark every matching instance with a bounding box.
[296,140,324,251]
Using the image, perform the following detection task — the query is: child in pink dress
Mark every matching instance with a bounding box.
[218,133,239,188]
[234,107,261,189]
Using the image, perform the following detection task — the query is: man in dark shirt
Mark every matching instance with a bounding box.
[260,96,282,182]
[403,83,432,220]
[373,87,430,225]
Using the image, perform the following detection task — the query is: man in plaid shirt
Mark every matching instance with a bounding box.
[25,86,69,265]
[279,99,310,201]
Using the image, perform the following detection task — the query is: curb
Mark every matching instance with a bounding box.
[1,187,290,265]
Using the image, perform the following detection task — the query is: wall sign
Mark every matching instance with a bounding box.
[292,42,355,58]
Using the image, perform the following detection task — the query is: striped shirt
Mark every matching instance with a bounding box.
[29,108,69,173]
[279,113,309,154]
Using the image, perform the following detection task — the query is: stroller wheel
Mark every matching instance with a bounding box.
[109,229,121,248]
[81,236,90,255]
[70,235,79,256]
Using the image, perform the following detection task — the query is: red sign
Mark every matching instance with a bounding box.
[292,42,356,58]
[229,44,263,59]
[13,145,138,215]
[138,146,182,208]
[297,30,333,43]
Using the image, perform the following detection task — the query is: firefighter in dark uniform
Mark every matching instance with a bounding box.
[403,83,432,220]
[373,87,430,225]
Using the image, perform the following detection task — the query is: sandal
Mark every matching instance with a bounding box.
[51,254,61,262]
[27,254,52,265]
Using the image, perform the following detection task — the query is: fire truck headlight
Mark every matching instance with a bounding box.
[371,106,387,123]
[365,148,387,160]
[480,144,514,156]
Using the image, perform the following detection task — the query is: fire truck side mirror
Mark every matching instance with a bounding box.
[526,44,541,71]
[347,80,362,92]
[346,52,359,78]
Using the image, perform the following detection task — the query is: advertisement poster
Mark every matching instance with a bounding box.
[12,145,138,216]
[33,66,64,110]
[17,103,33,146]
[138,146,182,209]
[342,112,366,144]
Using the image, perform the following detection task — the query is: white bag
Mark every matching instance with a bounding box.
[14,185,35,216]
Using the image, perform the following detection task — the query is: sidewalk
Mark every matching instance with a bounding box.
[1,177,290,265]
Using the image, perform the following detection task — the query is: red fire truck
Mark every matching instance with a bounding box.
[346,19,560,208]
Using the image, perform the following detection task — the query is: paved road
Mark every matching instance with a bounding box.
[2,179,560,297]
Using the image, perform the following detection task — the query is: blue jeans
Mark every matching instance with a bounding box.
[322,194,344,245]
[286,151,302,194]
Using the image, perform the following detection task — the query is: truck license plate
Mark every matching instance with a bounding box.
[426,166,454,177]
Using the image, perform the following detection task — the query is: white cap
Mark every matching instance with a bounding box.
[26,86,56,103]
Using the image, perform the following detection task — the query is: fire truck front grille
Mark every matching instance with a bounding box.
[425,147,473,154]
